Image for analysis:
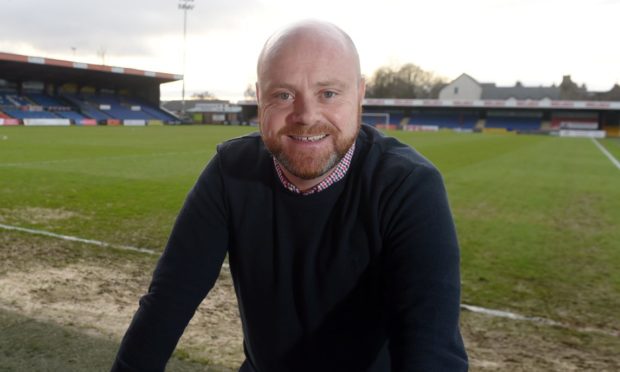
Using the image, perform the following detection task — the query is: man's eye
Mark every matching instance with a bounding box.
[323,91,336,99]
[277,92,292,100]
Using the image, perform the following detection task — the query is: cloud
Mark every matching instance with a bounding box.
[0,0,263,57]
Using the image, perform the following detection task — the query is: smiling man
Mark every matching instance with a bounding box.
[112,20,468,372]
[256,24,363,190]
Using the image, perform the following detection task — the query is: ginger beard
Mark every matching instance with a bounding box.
[261,112,361,180]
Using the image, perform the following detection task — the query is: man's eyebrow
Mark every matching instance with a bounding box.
[264,82,296,92]
[316,80,348,88]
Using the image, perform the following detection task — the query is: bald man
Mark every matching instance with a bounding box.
[112,21,468,372]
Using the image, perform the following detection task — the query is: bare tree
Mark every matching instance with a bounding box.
[244,84,257,100]
[366,63,446,99]
[559,75,587,100]
[191,91,217,100]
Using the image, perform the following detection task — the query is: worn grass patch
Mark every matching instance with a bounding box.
[0,230,239,370]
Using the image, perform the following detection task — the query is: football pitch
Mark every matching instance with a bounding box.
[1,125,619,371]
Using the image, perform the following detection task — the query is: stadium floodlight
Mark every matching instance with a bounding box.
[178,0,194,118]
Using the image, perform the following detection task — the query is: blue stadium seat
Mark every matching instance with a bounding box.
[2,107,58,119]
[26,93,67,107]
[56,111,86,121]
[410,113,477,129]
[486,117,541,131]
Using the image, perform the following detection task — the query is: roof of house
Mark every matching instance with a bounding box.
[481,84,561,100]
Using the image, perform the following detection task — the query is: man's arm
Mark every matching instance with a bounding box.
[111,155,229,371]
[383,164,468,371]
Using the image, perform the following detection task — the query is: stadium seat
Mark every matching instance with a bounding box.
[2,107,58,119]
[410,113,478,129]
[485,117,542,132]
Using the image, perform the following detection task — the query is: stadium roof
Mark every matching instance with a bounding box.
[0,51,182,88]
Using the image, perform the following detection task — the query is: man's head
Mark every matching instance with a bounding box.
[256,20,365,188]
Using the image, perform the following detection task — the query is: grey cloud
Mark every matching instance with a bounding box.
[0,0,264,57]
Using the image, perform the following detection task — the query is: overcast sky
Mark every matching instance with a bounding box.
[1,0,619,101]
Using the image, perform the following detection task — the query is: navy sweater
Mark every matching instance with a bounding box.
[112,125,468,371]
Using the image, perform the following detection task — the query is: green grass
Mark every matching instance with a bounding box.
[0,125,254,248]
[1,125,619,347]
[600,136,620,160]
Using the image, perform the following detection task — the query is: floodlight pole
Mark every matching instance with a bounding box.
[178,0,194,119]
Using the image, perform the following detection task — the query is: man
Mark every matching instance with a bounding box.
[112,20,467,371]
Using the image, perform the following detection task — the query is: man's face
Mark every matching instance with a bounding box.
[257,33,365,182]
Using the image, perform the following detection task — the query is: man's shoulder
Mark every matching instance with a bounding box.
[216,131,268,160]
[357,125,438,177]
[214,131,271,178]
[217,131,262,153]
[354,126,447,213]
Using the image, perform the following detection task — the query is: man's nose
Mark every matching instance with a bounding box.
[291,94,319,126]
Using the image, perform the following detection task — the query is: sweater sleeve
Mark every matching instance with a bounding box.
[111,154,229,372]
[382,164,468,371]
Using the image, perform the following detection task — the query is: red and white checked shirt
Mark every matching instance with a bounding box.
[273,143,355,195]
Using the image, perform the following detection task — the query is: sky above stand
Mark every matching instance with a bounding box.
[1,0,619,102]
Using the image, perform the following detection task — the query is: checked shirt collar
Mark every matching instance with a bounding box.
[273,142,355,196]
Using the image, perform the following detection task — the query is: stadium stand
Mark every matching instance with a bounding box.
[0,51,181,125]
[2,107,58,119]
[140,105,179,122]
[4,93,31,106]
[26,92,67,107]
[410,112,478,129]
[56,110,87,121]
[60,93,112,122]
[362,110,479,130]
[390,113,405,125]
[2,90,178,124]
[484,111,543,132]
[85,94,151,120]
[63,93,177,122]
[550,113,599,130]
[361,114,386,126]
[485,116,541,132]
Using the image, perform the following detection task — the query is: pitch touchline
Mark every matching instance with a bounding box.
[0,222,158,255]
[592,138,620,170]
[1,222,618,337]
[460,304,618,337]
[0,222,230,269]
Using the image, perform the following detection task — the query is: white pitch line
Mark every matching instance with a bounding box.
[460,304,559,326]
[0,222,230,269]
[0,222,158,255]
[591,138,620,171]
[460,304,619,337]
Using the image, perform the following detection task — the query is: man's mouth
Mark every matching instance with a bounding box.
[288,134,328,142]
